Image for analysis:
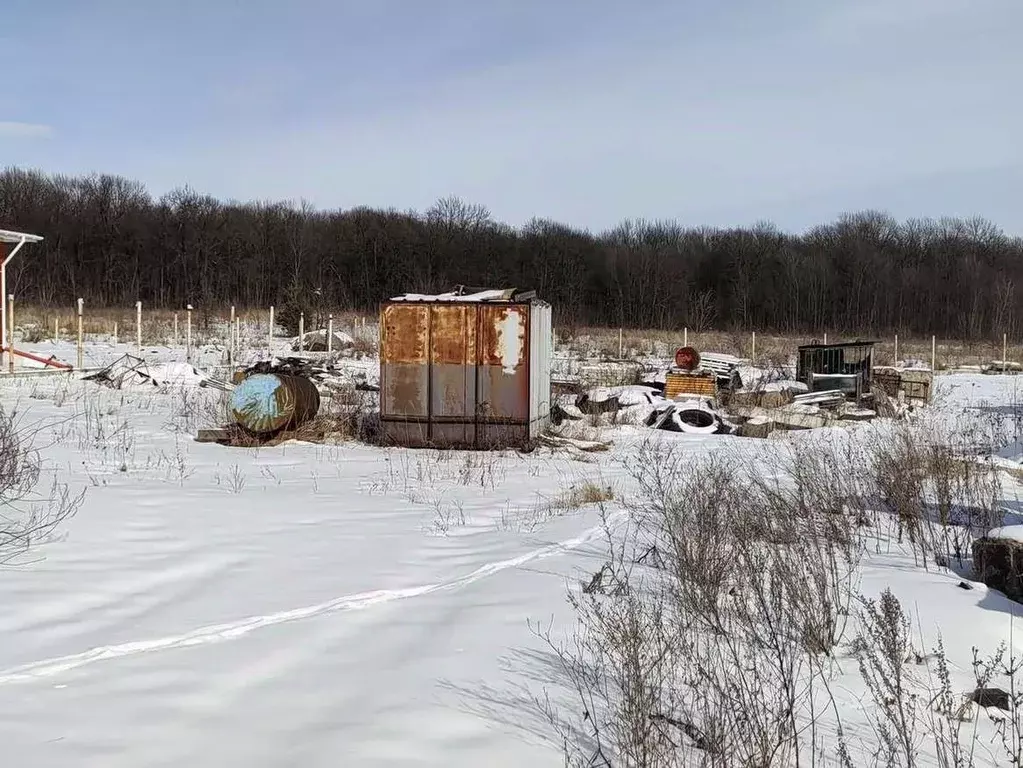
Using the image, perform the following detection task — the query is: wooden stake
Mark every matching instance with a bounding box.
[268,306,275,359]
[328,315,334,354]
[1004,332,1008,373]
[113,321,118,346]
[53,316,59,343]
[931,335,936,372]
[618,327,623,358]
[683,327,688,347]
[894,333,899,367]
[173,313,179,346]
[299,313,305,352]
[751,331,756,363]
[135,300,142,353]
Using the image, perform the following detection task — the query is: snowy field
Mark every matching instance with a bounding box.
[2,340,1023,766]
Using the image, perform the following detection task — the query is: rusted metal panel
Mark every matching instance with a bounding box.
[429,304,477,445]
[381,304,429,364]
[477,304,529,424]
[230,373,321,434]
[381,303,429,419]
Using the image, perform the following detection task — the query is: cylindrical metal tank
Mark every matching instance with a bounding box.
[230,373,321,434]
[378,289,553,449]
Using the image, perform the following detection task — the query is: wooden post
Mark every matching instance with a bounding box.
[751,331,756,363]
[894,333,899,367]
[327,314,334,354]
[683,327,688,347]
[268,306,274,358]
[53,316,59,343]
[234,316,240,361]
[173,313,179,346]
[298,313,305,352]
[113,321,118,346]
[931,335,936,372]
[1004,332,1008,374]
[618,327,623,358]
[823,332,828,345]
[135,300,142,353]
[7,295,14,374]
[77,298,84,370]
[186,305,193,361]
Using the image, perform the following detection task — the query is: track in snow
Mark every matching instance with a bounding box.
[0,512,622,686]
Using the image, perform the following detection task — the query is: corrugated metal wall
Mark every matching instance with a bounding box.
[379,299,550,448]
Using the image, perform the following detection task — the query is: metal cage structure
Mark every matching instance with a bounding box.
[0,229,44,369]
[796,340,877,400]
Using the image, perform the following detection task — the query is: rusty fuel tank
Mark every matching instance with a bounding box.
[230,373,321,434]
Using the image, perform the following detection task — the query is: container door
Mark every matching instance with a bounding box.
[477,304,529,447]
[428,304,478,446]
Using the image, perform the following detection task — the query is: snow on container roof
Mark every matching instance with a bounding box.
[389,286,539,303]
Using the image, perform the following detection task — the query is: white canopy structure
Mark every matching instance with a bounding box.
[0,229,44,366]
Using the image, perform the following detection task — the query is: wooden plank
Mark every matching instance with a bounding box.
[196,428,232,444]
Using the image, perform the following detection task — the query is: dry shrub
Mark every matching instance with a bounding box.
[0,405,84,565]
[534,438,867,767]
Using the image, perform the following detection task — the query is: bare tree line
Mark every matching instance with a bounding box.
[2,167,1021,338]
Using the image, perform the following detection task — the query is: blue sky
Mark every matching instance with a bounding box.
[2,0,1021,234]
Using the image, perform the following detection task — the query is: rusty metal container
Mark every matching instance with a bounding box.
[230,373,321,434]
[379,288,552,448]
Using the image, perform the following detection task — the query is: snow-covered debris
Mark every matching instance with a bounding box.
[292,329,355,352]
[985,525,1023,543]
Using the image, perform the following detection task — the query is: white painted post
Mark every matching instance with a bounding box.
[186,305,193,361]
[234,316,240,361]
[683,327,688,347]
[268,306,274,358]
[113,321,118,346]
[135,300,142,353]
[7,295,14,373]
[173,313,179,346]
[327,314,334,354]
[1004,332,1008,373]
[894,333,899,367]
[931,335,936,372]
[298,312,305,352]
[76,298,84,370]
[53,316,59,343]
[751,331,756,363]
[618,327,623,358]
[823,332,828,345]
[229,305,236,364]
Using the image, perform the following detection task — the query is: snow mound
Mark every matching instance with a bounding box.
[986,525,1023,543]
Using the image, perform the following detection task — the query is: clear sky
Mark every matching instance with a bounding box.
[2,0,1020,234]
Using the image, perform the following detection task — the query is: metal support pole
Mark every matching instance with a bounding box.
[135,300,142,353]
[77,298,84,370]
[7,295,14,373]
[268,306,274,359]
[186,305,193,362]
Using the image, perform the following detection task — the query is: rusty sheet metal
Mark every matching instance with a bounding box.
[429,305,477,447]
[665,371,717,400]
[381,303,428,364]
[477,304,530,422]
[381,303,429,419]
[230,373,321,434]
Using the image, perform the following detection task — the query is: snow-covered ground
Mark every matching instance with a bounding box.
[2,342,1023,766]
